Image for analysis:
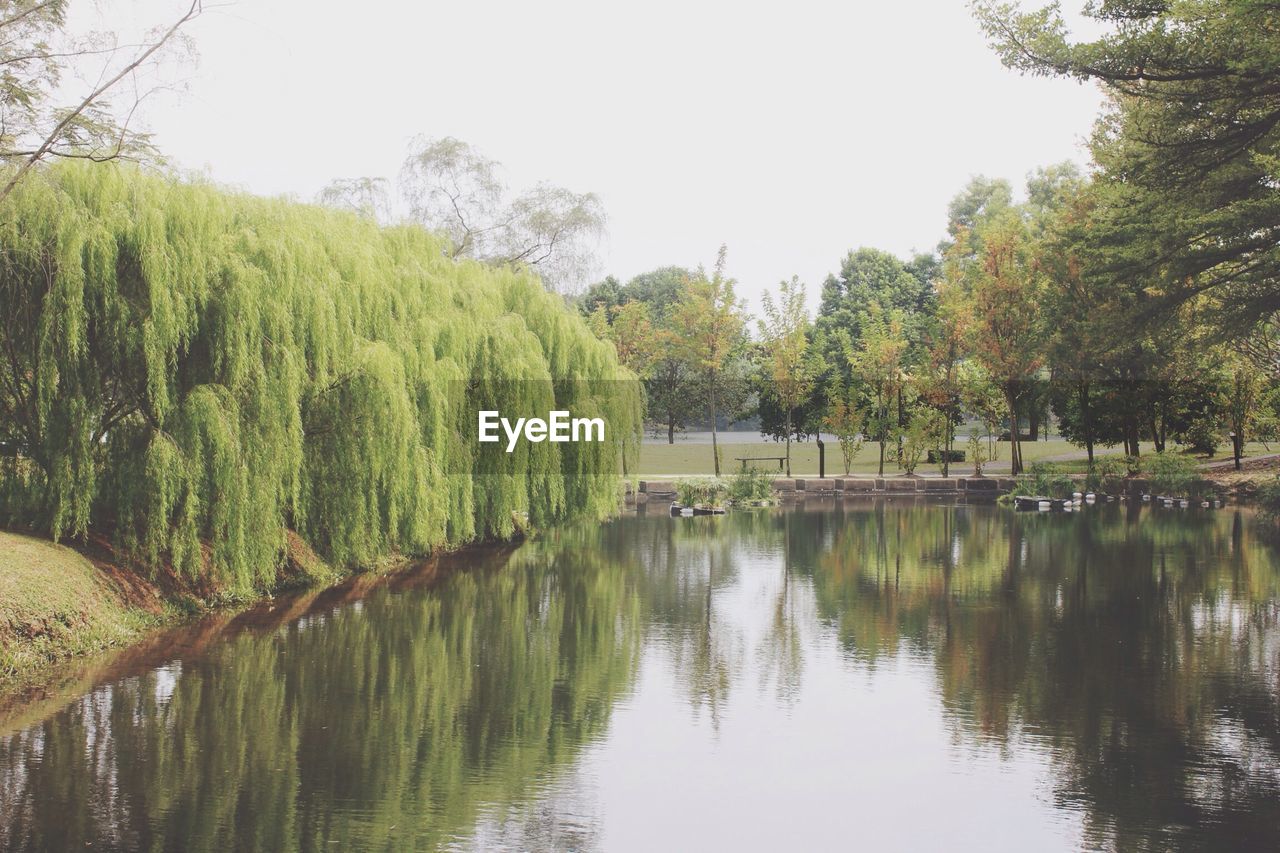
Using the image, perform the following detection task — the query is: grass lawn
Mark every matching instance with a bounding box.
[636,436,1275,478]
[0,531,162,685]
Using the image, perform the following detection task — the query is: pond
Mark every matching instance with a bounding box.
[1,500,1278,851]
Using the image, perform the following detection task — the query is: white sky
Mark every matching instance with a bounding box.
[106,0,1103,310]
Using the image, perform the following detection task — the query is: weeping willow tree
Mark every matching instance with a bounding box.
[0,163,640,591]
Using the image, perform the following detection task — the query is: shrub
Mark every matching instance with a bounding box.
[1257,477,1280,517]
[1179,415,1221,456]
[728,467,772,504]
[1016,462,1074,499]
[899,413,932,475]
[1085,456,1127,494]
[676,477,727,508]
[1144,452,1200,497]
[967,431,988,476]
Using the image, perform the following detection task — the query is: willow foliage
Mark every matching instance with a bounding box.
[0,163,640,590]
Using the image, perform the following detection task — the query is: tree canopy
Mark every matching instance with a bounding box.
[0,162,640,591]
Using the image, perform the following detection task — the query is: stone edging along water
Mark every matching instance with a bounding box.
[627,475,1231,504]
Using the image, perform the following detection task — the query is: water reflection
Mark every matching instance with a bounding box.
[1,502,1278,850]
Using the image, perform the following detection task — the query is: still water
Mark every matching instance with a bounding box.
[2,500,1279,851]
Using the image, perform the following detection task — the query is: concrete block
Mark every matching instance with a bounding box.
[799,478,836,491]
[839,478,877,492]
[920,478,959,491]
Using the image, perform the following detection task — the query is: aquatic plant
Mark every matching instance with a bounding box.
[0,163,641,590]
[1084,456,1127,494]
[675,477,727,508]
[1016,462,1073,499]
[727,467,772,503]
[1144,453,1200,497]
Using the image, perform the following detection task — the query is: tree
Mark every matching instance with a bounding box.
[1224,354,1264,471]
[815,247,935,363]
[0,0,202,202]
[823,382,864,475]
[398,136,606,292]
[846,302,910,476]
[950,217,1043,475]
[0,162,640,588]
[316,177,391,222]
[671,246,748,476]
[758,276,814,476]
[973,0,1280,340]
[593,300,660,379]
[941,175,1013,255]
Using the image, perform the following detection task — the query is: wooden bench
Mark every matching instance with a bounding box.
[734,456,786,471]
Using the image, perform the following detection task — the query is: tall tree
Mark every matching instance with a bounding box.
[671,246,748,476]
[0,0,202,201]
[846,302,910,476]
[758,276,814,476]
[397,136,606,292]
[973,0,1280,340]
[950,217,1044,475]
[316,177,392,222]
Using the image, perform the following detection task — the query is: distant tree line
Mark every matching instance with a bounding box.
[585,0,1280,483]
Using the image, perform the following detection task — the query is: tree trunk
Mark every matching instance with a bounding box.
[710,379,720,477]
[877,402,886,476]
[1007,390,1022,476]
[785,408,792,477]
[1078,381,1094,465]
[668,418,675,445]
[896,388,904,466]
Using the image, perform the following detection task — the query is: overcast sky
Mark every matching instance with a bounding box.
[111,0,1103,310]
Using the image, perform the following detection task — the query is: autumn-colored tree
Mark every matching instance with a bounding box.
[590,300,660,379]
[823,382,865,476]
[671,246,748,475]
[950,219,1043,475]
[845,302,910,476]
[758,276,814,476]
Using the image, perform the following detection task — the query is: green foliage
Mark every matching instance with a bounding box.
[898,413,931,475]
[0,163,640,591]
[1016,462,1073,499]
[1179,415,1221,457]
[973,0,1280,340]
[1257,478,1280,519]
[727,467,772,504]
[1084,456,1127,495]
[675,477,727,508]
[966,431,988,476]
[1144,453,1200,497]
[824,388,864,476]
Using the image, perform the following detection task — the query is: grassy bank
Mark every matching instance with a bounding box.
[0,531,172,686]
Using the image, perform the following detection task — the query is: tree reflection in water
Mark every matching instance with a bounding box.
[1,501,1277,851]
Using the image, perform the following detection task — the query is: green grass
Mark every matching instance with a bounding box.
[0,532,162,685]
[636,437,1275,478]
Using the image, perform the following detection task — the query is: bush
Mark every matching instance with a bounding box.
[967,432,989,476]
[899,413,933,475]
[1180,415,1221,456]
[1144,452,1199,496]
[728,468,772,504]
[676,477,727,508]
[1084,456,1127,494]
[1257,478,1280,517]
[1016,462,1074,499]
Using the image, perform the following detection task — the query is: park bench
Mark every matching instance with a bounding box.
[734,455,786,471]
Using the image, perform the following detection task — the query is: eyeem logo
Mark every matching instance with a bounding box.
[478,411,606,453]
